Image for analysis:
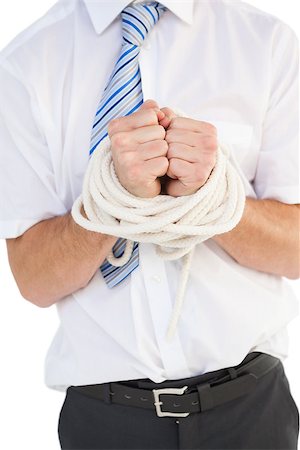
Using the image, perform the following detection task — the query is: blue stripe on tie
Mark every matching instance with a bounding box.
[122,11,149,34]
[107,55,137,86]
[90,3,166,288]
[143,5,156,24]
[105,247,139,286]
[96,68,140,116]
[106,263,139,288]
[101,241,138,275]
[105,256,137,284]
[154,6,161,20]
[92,87,143,147]
[93,77,141,129]
[123,37,135,46]
[126,98,143,115]
[102,46,137,93]
[92,79,141,135]
[116,44,137,64]
[113,50,136,74]
[89,131,108,155]
[101,48,139,98]
[90,88,143,155]
[101,261,110,271]
[96,66,140,120]
[123,19,145,40]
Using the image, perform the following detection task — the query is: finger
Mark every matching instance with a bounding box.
[130,124,166,144]
[166,158,194,183]
[159,107,177,129]
[165,179,197,197]
[139,140,168,161]
[166,129,218,152]
[168,117,217,136]
[165,165,178,179]
[139,99,160,111]
[108,106,163,135]
[139,99,166,122]
[167,143,200,163]
[144,156,169,178]
[160,107,177,120]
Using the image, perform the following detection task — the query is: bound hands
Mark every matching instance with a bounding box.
[108,99,218,198]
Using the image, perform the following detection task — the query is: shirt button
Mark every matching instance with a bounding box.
[151,275,161,283]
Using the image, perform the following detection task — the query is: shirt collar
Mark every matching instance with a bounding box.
[83,0,194,35]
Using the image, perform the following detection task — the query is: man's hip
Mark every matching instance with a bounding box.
[58,352,299,449]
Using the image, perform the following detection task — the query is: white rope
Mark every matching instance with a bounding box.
[71,111,246,341]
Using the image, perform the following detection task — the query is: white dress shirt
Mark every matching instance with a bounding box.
[0,0,299,392]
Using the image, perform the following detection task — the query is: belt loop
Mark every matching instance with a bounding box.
[102,383,113,404]
[227,368,238,380]
[197,382,214,412]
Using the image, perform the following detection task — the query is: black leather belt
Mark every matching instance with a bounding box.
[69,352,280,418]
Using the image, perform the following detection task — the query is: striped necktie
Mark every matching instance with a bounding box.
[89,2,167,288]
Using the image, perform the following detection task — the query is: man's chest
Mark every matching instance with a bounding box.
[35,17,270,212]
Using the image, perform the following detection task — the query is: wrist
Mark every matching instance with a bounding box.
[69,209,118,249]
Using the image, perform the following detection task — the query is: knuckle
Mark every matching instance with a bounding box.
[111,132,129,149]
[108,118,121,135]
[144,109,158,124]
[157,156,169,174]
[127,164,141,182]
[113,151,132,169]
[119,151,134,166]
[167,142,176,158]
[161,107,174,117]
[201,135,218,152]
[157,125,166,138]
[195,165,210,185]
[202,122,217,135]
[168,157,177,171]
[160,139,169,153]
[165,129,173,143]
[144,99,159,109]
[169,117,180,129]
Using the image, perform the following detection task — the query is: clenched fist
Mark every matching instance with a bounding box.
[108,100,169,198]
[108,99,218,198]
[160,107,218,197]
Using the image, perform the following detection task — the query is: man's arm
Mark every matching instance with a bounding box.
[158,109,300,280]
[5,100,168,309]
[213,198,300,279]
[6,209,118,308]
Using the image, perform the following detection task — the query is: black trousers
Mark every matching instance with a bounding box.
[58,354,299,450]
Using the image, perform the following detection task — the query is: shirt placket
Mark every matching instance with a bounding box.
[139,242,189,379]
[137,37,189,379]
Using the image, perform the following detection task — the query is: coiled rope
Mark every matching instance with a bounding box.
[71,111,246,341]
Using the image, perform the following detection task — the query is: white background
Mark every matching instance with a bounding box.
[0,1,299,449]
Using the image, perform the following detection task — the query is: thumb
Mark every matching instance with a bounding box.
[139,99,160,110]
[159,107,178,129]
[139,99,166,123]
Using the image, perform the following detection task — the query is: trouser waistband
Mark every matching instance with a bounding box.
[120,351,263,389]
[69,352,281,417]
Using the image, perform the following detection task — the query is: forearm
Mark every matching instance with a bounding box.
[213,197,300,279]
[6,210,118,307]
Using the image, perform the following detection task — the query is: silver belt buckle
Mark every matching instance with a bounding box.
[152,386,190,418]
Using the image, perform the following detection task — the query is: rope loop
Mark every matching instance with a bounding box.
[71,110,246,340]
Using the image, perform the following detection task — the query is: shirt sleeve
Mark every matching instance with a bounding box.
[0,64,68,239]
[253,22,299,204]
